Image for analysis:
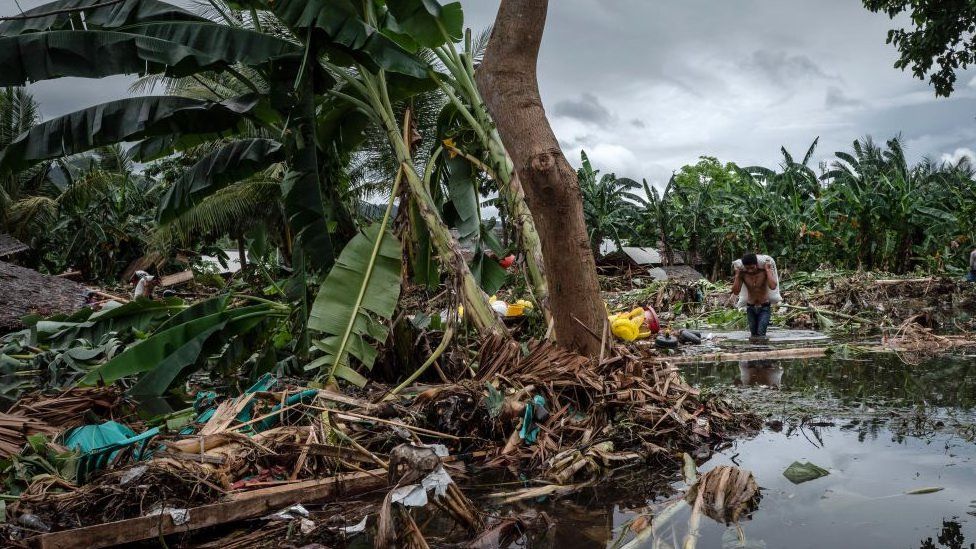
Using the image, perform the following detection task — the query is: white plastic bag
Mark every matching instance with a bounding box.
[731,254,782,308]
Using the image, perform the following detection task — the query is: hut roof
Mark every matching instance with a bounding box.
[0,261,87,332]
[0,234,28,258]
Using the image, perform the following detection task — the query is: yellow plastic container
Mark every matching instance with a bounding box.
[506,303,526,317]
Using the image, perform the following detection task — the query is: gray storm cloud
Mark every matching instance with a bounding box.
[4,0,974,187]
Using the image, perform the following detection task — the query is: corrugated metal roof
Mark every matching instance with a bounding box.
[621,247,662,265]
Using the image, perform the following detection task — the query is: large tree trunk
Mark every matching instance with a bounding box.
[477,0,606,356]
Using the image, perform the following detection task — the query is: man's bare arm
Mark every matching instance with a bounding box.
[765,262,778,290]
[731,269,743,295]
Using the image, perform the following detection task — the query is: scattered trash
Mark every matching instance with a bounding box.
[331,515,368,534]
[609,307,653,341]
[655,333,680,349]
[679,329,703,345]
[783,461,830,484]
[905,487,944,495]
[147,505,190,526]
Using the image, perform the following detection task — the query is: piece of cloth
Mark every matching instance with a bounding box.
[746,303,771,337]
[132,271,155,299]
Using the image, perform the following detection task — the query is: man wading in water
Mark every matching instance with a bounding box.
[731,253,778,344]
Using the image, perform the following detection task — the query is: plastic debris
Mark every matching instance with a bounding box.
[519,395,547,443]
[783,461,830,484]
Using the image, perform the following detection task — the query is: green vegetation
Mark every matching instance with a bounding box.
[0,0,549,393]
[584,136,975,277]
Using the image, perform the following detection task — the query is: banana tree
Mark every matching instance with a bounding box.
[0,0,430,270]
[315,0,508,339]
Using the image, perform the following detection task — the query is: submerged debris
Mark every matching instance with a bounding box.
[782,461,830,484]
[685,465,761,524]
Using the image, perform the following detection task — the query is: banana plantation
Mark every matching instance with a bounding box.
[581,137,976,278]
[1,0,976,548]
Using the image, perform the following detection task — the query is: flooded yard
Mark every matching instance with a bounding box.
[471,352,976,548]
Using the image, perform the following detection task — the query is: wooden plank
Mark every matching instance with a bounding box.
[198,393,256,436]
[316,389,376,411]
[29,469,388,549]
[661,346,829,365]
[160,270,194,287]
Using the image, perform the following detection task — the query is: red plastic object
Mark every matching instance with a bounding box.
[499,254,515,269]
[644,306,660,334]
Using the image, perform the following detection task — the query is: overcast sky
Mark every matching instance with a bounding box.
[5,0,976,187]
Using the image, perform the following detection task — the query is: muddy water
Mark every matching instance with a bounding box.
[477,353,976,548]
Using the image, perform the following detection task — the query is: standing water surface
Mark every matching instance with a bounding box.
[473,353,976,548]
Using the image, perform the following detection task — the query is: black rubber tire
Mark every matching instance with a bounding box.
[678,329,702,345]
[655,335,680,349]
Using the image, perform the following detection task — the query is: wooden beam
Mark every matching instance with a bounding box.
[29,469,387,549]
[160,270,194,287]
[661,346,830,364]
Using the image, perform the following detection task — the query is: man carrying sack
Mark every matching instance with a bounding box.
[731,253,780,344]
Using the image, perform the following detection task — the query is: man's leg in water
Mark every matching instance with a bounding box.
[747,305,759,336]
[756,304,771,337]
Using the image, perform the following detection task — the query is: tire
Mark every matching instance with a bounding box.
[678,329,702,345]
[655,335,679,349]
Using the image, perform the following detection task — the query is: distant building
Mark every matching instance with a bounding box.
[599,242,705,282]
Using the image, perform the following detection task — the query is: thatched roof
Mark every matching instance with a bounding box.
[0,234,28,258]
[661,265,706,283]
[0,261,87,332]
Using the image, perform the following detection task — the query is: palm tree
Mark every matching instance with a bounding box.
[577,151,643,256]
[0,87,43,226]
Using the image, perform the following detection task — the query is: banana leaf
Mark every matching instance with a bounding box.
[308,222,402,385]
[130,308,272,396]
[262,0,428,78]
[0,95,259,174]
[38,298,187,347]
[281,167,335,271]
[444,155,480,247]
[81,304,277,396]
[128,132,226,162]
[0,0,204,36]
[409,198,440,288]
[385,0,463,48]
[0,27,296,87]
[154,295,229,332]
[123,21,298,62]
[470,251,507,296]
[158,138,284,223]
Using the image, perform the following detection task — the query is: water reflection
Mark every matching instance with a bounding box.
[736,359,783,388]
[685,353,976,409]
[920,519,975,549]
[473,355,976,548]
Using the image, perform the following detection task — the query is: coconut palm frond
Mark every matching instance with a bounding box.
[0,87,40,148]
[151,179,281,251]
[7,195,57,239]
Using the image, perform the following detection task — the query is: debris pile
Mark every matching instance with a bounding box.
[0,334,759,546]
[469,335,760,475]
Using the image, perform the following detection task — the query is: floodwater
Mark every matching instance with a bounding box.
[476,351,976,548]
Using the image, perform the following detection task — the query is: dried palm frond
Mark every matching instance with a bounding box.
[0,413,59,458]
[685,465,760,524]
[8,387,125,429]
